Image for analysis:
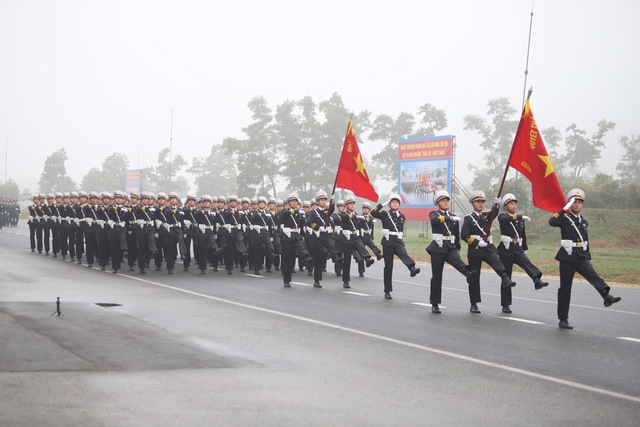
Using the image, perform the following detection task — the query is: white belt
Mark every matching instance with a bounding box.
[382,229,403,240]
[361,229,372,235]
[500,235,522,250]
[561,239,587,255]
[471,234,492,244]
[433,233,454,247]
[253,225,269,231]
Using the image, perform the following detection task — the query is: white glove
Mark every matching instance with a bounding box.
[522,216,532,222]
[477,240,488,248]
[451,216,461,222]
[356,215,365,220]
[494,198,501,205]
[563,197,575,211]
[299,210,304,214]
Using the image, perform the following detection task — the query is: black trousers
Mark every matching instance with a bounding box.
[309,233,341,282]
[429,249,468,304]
[382,242,415,293]
[341,238,369,283]
[74,227,84,261]
[251,231,273,271]
[83,226,98,265]
[467,252,507,304]
[97,230,110,267]
[107,227,128,271]
[281,235,309,283]
[29,221,37,250]
[35,221,44,252]
[223,230,246,272]
[43,222,51,253]
[558,259,610,321]
[66,226,76,258]
[500,252,542,306]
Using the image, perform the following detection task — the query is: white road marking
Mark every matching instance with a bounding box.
[500,317,545,325]
[618,337,640,343]
[290,281,311,286]
[343,291,371,297]
[109,272,640,404]
[245,274,264,278]
[411,302,447,308]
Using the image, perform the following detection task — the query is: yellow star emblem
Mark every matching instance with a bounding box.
[354,153,367,178]
[537,155,555,178]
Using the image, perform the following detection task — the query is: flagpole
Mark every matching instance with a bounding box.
[516,2,535,192]
[483,88,533,241]
[325,115,354,224]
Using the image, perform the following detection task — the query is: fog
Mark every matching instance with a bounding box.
[1,0,638,194]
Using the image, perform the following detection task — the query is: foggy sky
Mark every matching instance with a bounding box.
[1,0,638,195]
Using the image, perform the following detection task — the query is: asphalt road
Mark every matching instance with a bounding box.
[1,226,639,426]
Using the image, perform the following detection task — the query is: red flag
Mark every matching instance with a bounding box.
[335,120,379,202]
[508,100,565,212]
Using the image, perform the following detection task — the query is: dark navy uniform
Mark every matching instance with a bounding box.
[370,195,420,298]
[549,188,621,328]
[277,195,311,287]
[306,192,342,287]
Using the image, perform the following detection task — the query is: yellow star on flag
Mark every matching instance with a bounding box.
[537,155,555,178]
[354,153,367,178]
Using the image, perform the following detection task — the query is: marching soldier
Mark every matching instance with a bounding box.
[271,199,284,271]
[497,193,549,313]
[549,189,621,329]
[182,194,198,271]
[426,190,477,314]
[82,192,100,268]
[370,194,421,299]
[49,193,63,258]
[72,191,88,264]
[66,192,79,262]
[133,192,157,274]
[218,195,247,274]
[40,193,53,256]
[305,191,343,288]
[96,192,111,270]
[153,193,168,271]
[125,193,140,271]
[105,190,130,273]
[248,196,274,275]
[357,201,383,277]
[460,191,516,314]
[28,195,38,252]
[278,193,311,287]
[193,195,217,274]
[331,200,345,277]
[337,196,374,289]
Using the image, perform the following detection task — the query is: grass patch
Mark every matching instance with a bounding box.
[400,208,640,286]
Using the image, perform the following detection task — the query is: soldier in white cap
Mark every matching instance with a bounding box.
[426,190,477,313]
[371,194,420,299]
[277,193,312,287]
[461,191,516,314]
[337,195,374,289]
[549,189,621,329]
[357,201,383,277]
[305,191,343,288]
[497,193,549,313]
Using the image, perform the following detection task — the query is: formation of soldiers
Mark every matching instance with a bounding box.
[0,198,20,228]
[25,190,381,286]
[23,186,622,329]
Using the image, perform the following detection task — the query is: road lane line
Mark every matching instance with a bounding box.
[411,303,447,308]
[618,337,640,343]
[500,317,545,325]
[109,272,640,404]
[343,291,371,297]
[291,281,311,287]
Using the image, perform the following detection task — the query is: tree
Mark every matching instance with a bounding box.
[188,144,238,195]
[617,134,640,183]
[223,96,280,196]
[80,167,103,192]
[141,148,188,195]
[370,112,416,186]
[463,97,518,190]
[0,179,20,199]
[415,102,448,137]
[38,148,75,192]
[101,153,130,191]
[563,120,616,179]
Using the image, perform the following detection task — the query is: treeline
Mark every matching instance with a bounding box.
[21,92,639,210]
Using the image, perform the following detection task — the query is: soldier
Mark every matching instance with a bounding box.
[71,191,88,264]
[549,189,621,329]
[27,195,38,253]
[218,195,247,274]
[497,193,549,313]
[65,191,79,262]
[306,191,343,288]
[357,201,383,277]
[278,193,311,287]
[193,195,217,274]
[271,199,284,271]
[133,192,157,274]
[153,193,168,271]
[182,194,198,271]
[49,193,63,258]
[82,191,100,268]
[337,196,373,289]
[426,190,477,314]
[370,194,421,299]
[248,196,274,275]
[105,190,130,273]
[39,193,52,255]
[331,200,346,277]
[96,192,112,270]
[460,191,516,314]
[125,193,140,271]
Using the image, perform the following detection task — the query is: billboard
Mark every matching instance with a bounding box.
[125,169,141,195]
[397,135,454,221]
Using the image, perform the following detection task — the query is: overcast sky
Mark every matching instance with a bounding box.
[1,0,638,194]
